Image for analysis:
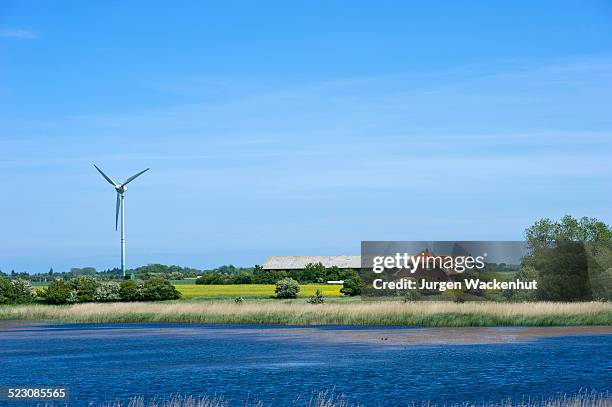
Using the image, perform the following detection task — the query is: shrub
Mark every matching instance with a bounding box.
[275,277,300,299]
[0,277,37,304]
[340,276,362,296]
[0,277,12,304]
[71,276,100,302]
[402,289,422,302]
[307,288,325,304]
[142,278,181,301]
[42,277,179,303]
[66,289,79,304]
[119,280,145,301]
[43,279,76,304]
[10,279,37,303]
[94,281,122,302]
[195,273,225,285]
[453,295,466,303]
[253,269,287,284]
[233,272,253,284]
[503,265,538,302]
[300,262,326,283]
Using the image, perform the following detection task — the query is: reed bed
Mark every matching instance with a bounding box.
[1,301,610,326]
[79,391,612,407]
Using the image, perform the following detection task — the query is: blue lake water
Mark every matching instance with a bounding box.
[0,323,610,406]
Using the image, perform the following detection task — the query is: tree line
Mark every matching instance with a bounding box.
[0,276,181,305]
[2,264,253,282]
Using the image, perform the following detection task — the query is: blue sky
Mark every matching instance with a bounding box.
[1,1,612,272]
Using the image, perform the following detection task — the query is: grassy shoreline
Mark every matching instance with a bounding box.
[0,301,610,326]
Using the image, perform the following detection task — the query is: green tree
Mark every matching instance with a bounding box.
[70,267,97,276]
[587,241,612,301]
[525,215,612,249]
[340,274,363,296]
[0,277,33,304]
[195,273,226,285]
[8,279,37,303]
[534,241,592,301]
[233,272,253,284]
[253,268,287,284]
[524,215,612,301]
[275,277,300,299]
[42,279,75,304]
[71,276,99,302]
[142,278,181,301]
[119,280,144,301]
[301,263,326,283]
[0,277,12,304]
[503,265,538,301]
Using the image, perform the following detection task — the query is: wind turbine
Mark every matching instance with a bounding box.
[94,165,150,278]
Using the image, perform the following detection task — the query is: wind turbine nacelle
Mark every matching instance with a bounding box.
[115,185,127,193]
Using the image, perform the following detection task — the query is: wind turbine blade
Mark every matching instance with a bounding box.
[115,193,120,231]
[94,164,117,186]
[122,168,150,186]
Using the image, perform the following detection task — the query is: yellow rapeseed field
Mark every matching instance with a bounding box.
[176,284,343,298]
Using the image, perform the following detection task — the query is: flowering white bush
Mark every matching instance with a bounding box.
[93,281,122,302]
[9,278,37,303]
[275,277,300,299]
[0,278,36,304]
[66,290,79,304]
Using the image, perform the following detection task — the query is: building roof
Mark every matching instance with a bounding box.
[262,255,361,270]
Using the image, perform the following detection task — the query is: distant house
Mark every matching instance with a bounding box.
[262,255,361,272]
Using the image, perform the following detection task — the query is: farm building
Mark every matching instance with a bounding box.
[262,255,361,272]
[262,251,459,282]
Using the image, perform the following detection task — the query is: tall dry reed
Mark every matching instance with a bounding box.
[1,301,610,326]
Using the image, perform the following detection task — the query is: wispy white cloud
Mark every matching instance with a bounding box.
[0,27,38,39]
[1,57,611,268]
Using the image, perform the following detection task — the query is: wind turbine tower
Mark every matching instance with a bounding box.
[94,165,150,278]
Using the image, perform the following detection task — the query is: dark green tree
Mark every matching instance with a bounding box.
[42,279,74,304]
[523,215,611,301]
[71,276,99,302]
[119,280,144,301]
[340,275,363,296]
[534,241,592,301]
[142,278,181,301]
[300,263,326,283]
[525,215,611,249]
[253,268,287,284]
[0,277,14,304]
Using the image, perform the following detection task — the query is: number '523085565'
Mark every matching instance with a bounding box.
[0,387,68,400]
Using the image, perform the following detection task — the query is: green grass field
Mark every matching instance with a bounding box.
[176,284,343,298]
